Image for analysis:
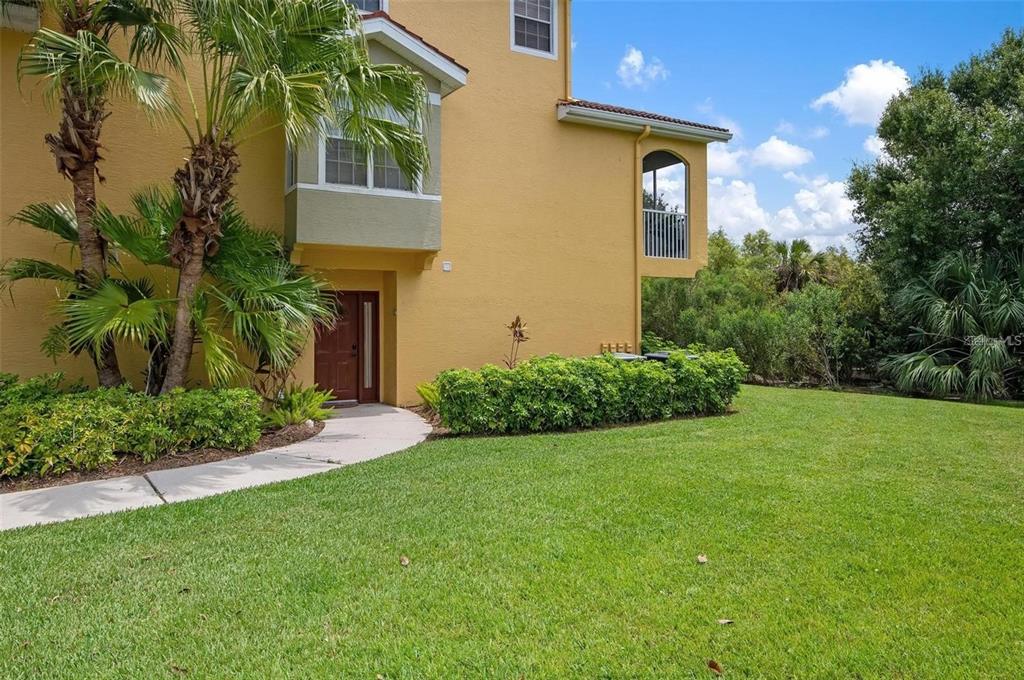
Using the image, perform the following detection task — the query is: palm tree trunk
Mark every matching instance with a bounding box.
[51,84,123,387]
[160,237,206,392]
[159,135,240,393]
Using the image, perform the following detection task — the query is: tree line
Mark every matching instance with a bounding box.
[644,29,1024,402]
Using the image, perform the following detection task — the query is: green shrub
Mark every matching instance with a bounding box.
[0,382,263,479]
[415,381,440,412]
[264,384,333,428]
[162,388,263,451]
[435,351,746,435]
[0,372,72,408]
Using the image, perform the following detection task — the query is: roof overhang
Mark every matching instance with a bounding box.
[557,102,733,143]
[361,15,468,97]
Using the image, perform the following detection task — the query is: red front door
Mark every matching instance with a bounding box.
[315,291,379,402]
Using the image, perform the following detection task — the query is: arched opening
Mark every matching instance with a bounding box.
[642,150,688,259]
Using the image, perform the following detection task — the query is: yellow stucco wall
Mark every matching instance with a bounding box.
[0,24,285,385]
[0,0,710,404]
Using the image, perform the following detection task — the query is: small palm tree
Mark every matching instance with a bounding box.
[11,0,179,385]
[774,239,825,292]
[884,252,1024,402]
[158,0,430,392]
[2,191,336,395]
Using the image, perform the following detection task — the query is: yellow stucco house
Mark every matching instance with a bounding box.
[0,0,731,405]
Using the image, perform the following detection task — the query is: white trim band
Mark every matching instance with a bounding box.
[296,183,441,202]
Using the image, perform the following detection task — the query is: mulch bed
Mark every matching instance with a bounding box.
[407,405,448,439]
[0,421,325,494]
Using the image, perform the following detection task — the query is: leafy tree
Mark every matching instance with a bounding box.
[785,284,860,387]
[642,231,883,385]
[10,0,179,386]
[848,29,1024,292]
[707,228,740,274]
[884,252,1023,402]
[157,0,430,392]
[740,229,777,271]
[1,191,335,395]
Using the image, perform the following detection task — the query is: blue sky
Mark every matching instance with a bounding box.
[571,1,1023,249]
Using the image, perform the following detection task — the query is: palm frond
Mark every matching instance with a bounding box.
[883,351,965,398]
[887,249,1024,400]
[19,28,172,112]
[0,258,77,290]
[192,291,245,387]
[210,260,334,371]
[94,0,185,69]
[95,204,170,266]
[11,203,79,244]
[179,0,427,180]
[205,203,283,276]
[132,185,181,234]
[62,278,171,353]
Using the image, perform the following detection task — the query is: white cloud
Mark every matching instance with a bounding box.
[708,174,857,249]
[775,120,796,135]
[812,59,910,125]
[775,120,829,140]
[750,136,814,170]
[707,144,747,177]
[617,46,669,89]
[708,178,770,239]
[863,134,884,156]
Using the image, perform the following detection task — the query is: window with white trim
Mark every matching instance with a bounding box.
[512,0,554,55]
[322,102,422,193]
[373,148,412,191]
[349,0,382,12]
[325,138,368,186]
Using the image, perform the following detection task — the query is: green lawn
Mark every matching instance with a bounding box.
[2,386,1022,678]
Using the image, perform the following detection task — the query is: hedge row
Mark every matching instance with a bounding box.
[434,351,746,434]
[0,374,263,478]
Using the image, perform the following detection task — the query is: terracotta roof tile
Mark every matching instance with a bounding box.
[361,11,469,73]
[557,99,730,134]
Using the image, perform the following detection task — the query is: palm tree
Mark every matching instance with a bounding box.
[773,239,825,293]
[884,252,1024,401]
[11,0,179,385]
[158,0,430,392]
[1,191,336,395]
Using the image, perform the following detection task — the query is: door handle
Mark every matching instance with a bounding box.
[351,344,358,357]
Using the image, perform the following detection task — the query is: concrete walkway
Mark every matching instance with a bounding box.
[0,404,430,531]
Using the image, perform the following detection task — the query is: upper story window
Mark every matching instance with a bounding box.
[374,148,412,191]
[325,138,368,187]
[323,118,416,194]
[349,0,384,11]
[323,136,414,193]
[511,0,557,59]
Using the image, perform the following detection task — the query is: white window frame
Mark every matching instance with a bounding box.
[351,0,388,14]
[307,98,443,200]
[314,134,433,200]
[510,0,558,61]
[284,142,297,193]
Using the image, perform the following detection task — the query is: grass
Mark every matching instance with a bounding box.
[1,386,1022,678]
